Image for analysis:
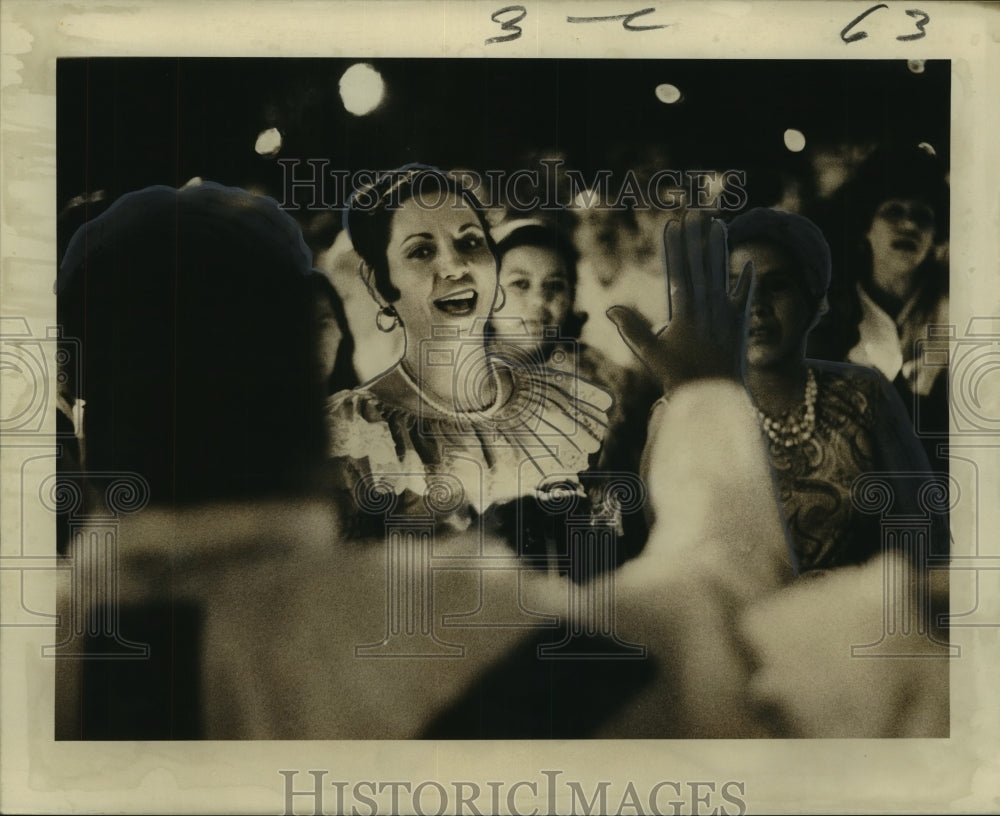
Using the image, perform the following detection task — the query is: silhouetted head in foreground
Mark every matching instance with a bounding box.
[58,182,325,505]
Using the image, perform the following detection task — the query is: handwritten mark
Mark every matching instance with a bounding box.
[897,8,930,41]
[841,4,930,44]
[840,3,889,43]
[486,5,527,45]
[566,7,670,32]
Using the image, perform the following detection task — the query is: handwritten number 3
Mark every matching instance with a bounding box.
[898,8,930,41]
[486,5,527,45]
[841,4,929,43]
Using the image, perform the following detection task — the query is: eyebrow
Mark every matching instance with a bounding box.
[398,223,482,246]
[399,232,433,245]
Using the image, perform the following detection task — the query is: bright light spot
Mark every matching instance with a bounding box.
[254,128,282,157]
[654,83,683,104]
[917,141,937,156]
[783,128,806,152]
[908,60,926,74]
[339,63,385,116]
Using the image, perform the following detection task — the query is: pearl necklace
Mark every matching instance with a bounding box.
[755,368,818,448]
[397,360,504,419]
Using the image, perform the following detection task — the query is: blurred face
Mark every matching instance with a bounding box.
[313,295,343,385]
[384,194,497,341]
[730,241,816,369]
[866,198,935,275]
[496,245,573,346]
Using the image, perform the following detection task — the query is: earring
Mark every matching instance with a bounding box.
[376,305,400,333]
[493,284,506,313]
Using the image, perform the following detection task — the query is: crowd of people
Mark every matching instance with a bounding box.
[54,143,951,740]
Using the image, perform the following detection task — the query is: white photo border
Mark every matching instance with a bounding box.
[2,1,999,813]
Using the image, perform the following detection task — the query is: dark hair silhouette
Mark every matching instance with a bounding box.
[843,142,949,244]
[727,208,832,300]
[58,182,325,505]
[307,270,359,394]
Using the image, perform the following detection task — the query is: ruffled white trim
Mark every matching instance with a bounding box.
[325,364,612,522]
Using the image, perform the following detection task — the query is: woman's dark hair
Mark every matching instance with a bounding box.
[493,222,588,341]
[306,270,359,393]
[847,142,949,244]
[57,182,325,505]
[806,142,949,362]
[344,164,498,304]
[496,223,580,291]
[727,208,832,304]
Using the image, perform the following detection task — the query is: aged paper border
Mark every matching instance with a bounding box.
[2,1,999,813]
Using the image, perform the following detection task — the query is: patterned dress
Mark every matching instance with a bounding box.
[762,360,941,572]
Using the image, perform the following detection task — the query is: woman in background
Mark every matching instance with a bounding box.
[489,219,660,554]
[490,219,636,402]
[808,143,949,466]
[727,207,947,572]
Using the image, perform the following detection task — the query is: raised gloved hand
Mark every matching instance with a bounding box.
[607,213,753,393]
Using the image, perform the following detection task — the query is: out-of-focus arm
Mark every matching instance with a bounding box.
[597,380,796,738]
[635,379,795,599]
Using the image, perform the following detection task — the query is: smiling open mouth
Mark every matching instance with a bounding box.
[433,288,478,316]
[891,238,919,251]
[748,325,778,346]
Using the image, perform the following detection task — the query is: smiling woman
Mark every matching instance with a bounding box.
[325,165,614,537]
[843,145,948,394]
[805,143,950,471]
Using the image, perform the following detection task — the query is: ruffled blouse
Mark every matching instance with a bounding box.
[325,362,613,531]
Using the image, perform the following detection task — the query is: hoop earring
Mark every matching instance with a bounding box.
[376,306,400,333]
[493,284,506,313]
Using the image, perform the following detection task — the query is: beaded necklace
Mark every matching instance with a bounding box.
[755,368,818,448]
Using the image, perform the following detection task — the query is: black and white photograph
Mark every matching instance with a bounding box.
[2,2,999,814]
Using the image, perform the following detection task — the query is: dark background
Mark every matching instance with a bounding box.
[57,58,950,254]
[55,56,952,742]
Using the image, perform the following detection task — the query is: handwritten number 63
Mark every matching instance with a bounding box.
[841,4,930,43]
